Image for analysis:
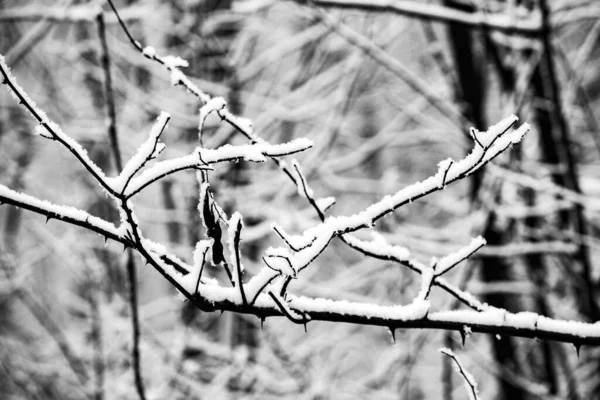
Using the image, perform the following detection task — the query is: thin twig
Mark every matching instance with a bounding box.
[440,348,480,400]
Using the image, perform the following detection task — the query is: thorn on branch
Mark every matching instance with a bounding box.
[574,343,582,359]
[460,325,472,347]
[388,327,396,345]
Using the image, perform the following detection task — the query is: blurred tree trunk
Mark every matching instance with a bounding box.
[442,2,527,399]
[533,0,599,323]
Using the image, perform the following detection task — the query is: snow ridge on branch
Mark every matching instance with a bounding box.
[3,7,600,349]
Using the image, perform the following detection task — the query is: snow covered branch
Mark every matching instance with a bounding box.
[242,115,529,301]
[124,138,312,198]
[2,3,600,353]
[0,55,116,197]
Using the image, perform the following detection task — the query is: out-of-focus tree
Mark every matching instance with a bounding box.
[1,1,600,399]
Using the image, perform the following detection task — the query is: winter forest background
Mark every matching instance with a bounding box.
[1,0,600,399]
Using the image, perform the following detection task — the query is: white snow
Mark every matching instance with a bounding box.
[170,68,186,87]
[272,223,316,251]
[269,291,309,321]
[124,138,312,197]
[264,246,296,277]
[194,240,211,270]
[34,124,53,139]
[236,268,278,304]
[181,240,210,293]
[536,316,600,337]
[162,55,189,69]
[141,238,168,256]
[288,296,430,321]
[435,236,486,276]
[315,196,336,212]
[1,55,113,192]
[271,116,528,274]
[436,158,454,188]
[439,348,480,400]
[142,46,156,58]
[0,184,119,237]
[0,55,49,123]
[343,232,412,262]
[109,112,170,192]
[198,97,227,139]
[219,108,253,135]
[416,266,435,300]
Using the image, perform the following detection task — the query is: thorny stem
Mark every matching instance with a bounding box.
[0,58,118,198]
[121,116,171,195]
[102,0,513,317]
[291,158,488,311]
[0,4,597,349]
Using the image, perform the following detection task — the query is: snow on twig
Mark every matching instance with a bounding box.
[235,116,527,319]
[342,233,487,311]
[440,348,481,400]
[3,2,595,349]
[0,54,116,195]
[0,184,122,241]
[435,236,486,277]
[263,247,296,278]
[257,116,528,287]
[268,291,310,325]
[108,112,170,193]
[198,97,227,142]
[124,138,313,198]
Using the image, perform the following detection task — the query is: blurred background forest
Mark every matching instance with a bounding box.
[1,0,600,399]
